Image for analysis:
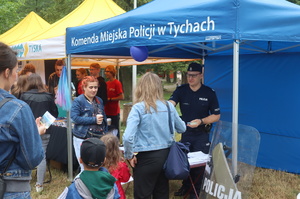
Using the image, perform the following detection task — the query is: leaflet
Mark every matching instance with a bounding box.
[40,111,56,129]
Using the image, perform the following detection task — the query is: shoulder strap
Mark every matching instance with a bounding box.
[166,101,174,135]
[0,97,15,177]
[2,151,16,176]
[0,98,12,108]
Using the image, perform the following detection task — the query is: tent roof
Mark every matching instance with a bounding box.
[0,12,50,45]
[66,0,300,58]
[11,0,125,45]
[9,0,194,63]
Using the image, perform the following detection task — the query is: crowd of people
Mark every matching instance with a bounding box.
[0,40,221,199]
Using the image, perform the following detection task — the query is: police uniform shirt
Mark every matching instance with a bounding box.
[169,84,220,133]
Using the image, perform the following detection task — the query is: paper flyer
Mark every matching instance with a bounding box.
[40,111,56,129]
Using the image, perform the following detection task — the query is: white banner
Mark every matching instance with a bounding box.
[11,36,66,60]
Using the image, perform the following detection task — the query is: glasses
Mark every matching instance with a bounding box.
[187,73,200,78]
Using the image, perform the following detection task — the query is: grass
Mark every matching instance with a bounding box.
[30,161,300,199]
[30,82,300,198]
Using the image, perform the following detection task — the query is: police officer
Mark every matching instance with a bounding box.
[169,62,221,199]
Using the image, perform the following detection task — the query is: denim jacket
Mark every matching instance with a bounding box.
[122,100,186,159]
[71,94,108,138]
[0,89,44,192]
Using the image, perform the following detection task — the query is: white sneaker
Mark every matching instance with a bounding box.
[36,185,43,193]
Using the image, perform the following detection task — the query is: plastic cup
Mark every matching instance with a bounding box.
[107,118,112,126]
[96,114,103,124]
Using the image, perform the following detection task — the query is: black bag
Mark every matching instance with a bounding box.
[163,102,190,180]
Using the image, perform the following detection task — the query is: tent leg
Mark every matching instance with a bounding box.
[232,40,239,177]
[132,65,137,101]
[66,54,73,181]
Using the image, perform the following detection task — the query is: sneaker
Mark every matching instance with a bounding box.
[174,186,188,196]
[36,185,43,193]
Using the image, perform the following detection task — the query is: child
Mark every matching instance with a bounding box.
[58,138,120,199]
[101,134,131,199]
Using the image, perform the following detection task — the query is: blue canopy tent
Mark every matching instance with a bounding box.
[66,0,300,174]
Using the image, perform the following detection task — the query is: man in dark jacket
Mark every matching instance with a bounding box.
[48,60,64,96]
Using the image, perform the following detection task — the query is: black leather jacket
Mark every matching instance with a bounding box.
[20,89,58,119]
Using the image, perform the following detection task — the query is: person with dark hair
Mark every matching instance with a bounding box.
[169,62,221,199]
[71,76,108,171]
[48,59,64,96]
[0,42,44,198]
[123,72,186,199]
[58,138,119,199]
[89,63,107,105]
[20,73,58,192]
[104,65,124,138]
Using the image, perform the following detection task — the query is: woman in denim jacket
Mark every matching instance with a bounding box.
[71,76,108,171]
[123,72,186,199]
[0,42,44,198]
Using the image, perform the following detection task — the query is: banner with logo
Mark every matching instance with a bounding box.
[11,36,65,60]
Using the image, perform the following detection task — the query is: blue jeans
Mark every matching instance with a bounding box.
[4,191,31,199]
[36,134,50,186]
[73,136,85,172]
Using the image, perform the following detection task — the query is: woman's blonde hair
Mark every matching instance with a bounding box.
[100,134,122,172]
[134,72,165,113]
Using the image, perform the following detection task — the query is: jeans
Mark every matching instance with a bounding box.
[4,191,31,199]
[73,136,85,172]
[36,134,50,186]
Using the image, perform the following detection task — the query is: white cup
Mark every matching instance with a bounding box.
[96,114,103,124]
[107,118,112,126]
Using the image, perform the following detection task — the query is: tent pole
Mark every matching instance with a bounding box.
[132,65,137,101]
[132,0,137,101]
[134,0,137,9]
[232,40,239,177]
[66,54,73,181]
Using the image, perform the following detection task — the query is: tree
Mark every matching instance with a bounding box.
[158,61,202,84]
[114,0,151,11]
[0,0,152,35]
[0,0,24,34]
[18,0,84,24]
[287,0,300,4]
